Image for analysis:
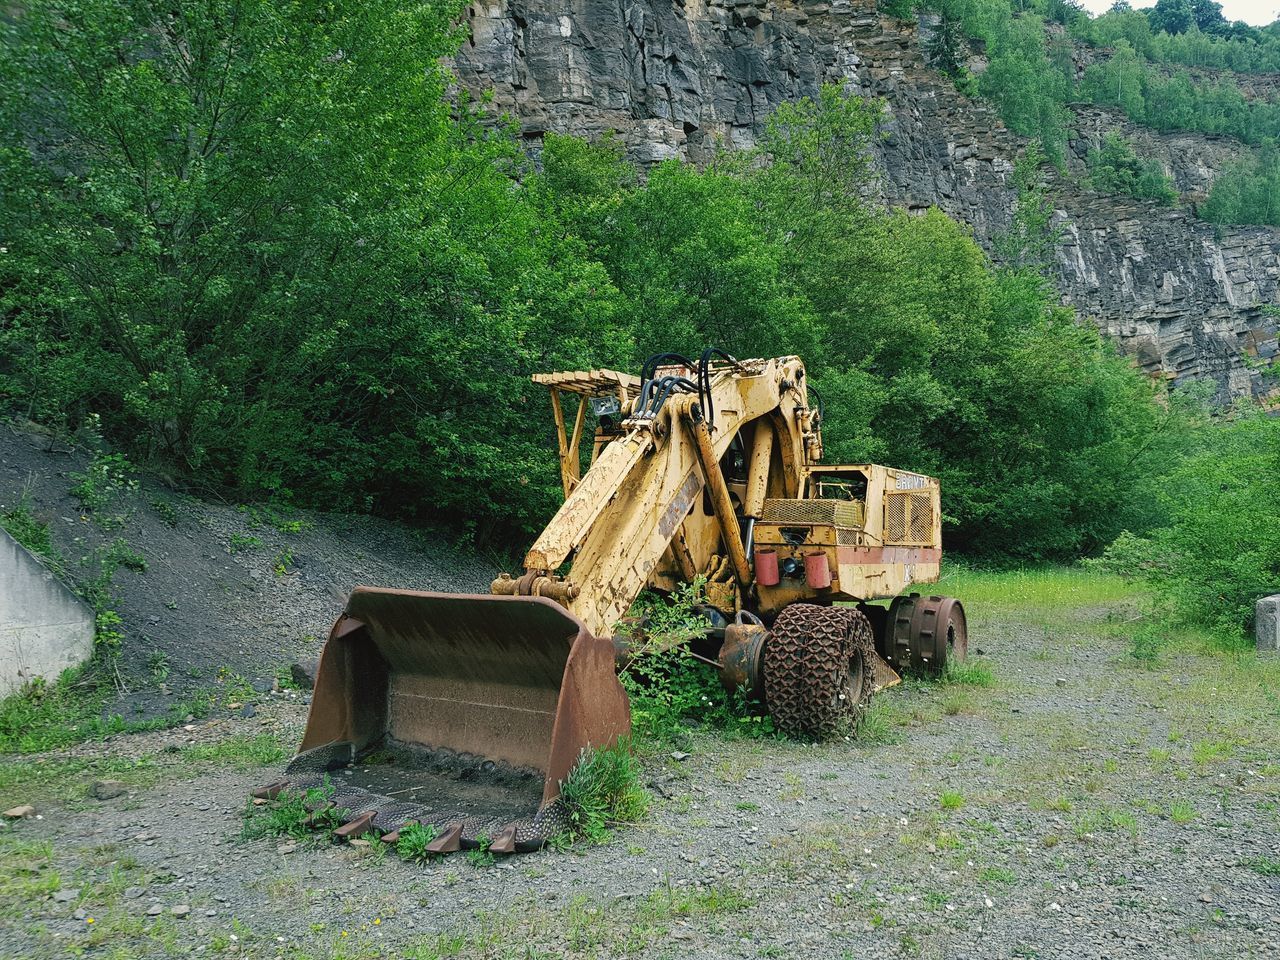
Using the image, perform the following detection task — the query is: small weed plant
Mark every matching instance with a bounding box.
[941,658,995,687]
[1129,623,1166,665]
[1247,855,1280,876]
[555,740,650,845]
[241,503,312,535]
[70,448,138,513]
[854,699,901,744]
[939,790,965,810]
[1168,801,1197,824]
[395,823,440,863]
[465,837,496,868]
[228,533,262,554]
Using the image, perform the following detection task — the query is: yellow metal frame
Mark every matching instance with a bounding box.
[520,359,942,637]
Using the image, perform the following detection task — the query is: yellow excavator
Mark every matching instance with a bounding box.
[256,353,966,853]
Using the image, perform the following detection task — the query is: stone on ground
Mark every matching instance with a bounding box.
[1256,595,1280,653]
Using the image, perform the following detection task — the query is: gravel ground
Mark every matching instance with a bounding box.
[3,598,1278,959]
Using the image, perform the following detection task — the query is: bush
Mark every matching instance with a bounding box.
[1097,408,1280,642]
[1086,133,1178,204]
[618,581,776,745]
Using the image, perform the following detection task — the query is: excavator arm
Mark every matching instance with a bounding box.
[504,355,820,638]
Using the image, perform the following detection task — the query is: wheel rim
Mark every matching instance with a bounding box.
[843,650,865,708]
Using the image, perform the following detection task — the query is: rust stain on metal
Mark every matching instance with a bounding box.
[299,589,631,807]
[657,471,701,540]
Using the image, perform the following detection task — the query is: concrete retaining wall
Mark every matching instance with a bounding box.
[0,529,95,694]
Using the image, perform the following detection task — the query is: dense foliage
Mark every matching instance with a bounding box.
[1098,409,1280,642]
[901,0,1280,230]
[1086,133,1178,204]
[1,1,1196,563]
[1078,40,1280,146]
[1075,2,1280,74]
[1201,141,1280,226]
[933,1,1280,151]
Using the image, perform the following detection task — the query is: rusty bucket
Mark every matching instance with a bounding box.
[277,588,631,852]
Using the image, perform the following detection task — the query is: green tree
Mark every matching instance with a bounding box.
[1086,133,1178,204]
[1149,0,1194,35]
[976,13,1073,158]
[926,11,969,76]
[1100,408,1280,641]
[1201,142,1280,226]
[1190,0,1226,33]
[0,0,629,540]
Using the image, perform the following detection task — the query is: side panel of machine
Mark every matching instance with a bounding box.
[753,465,942,611]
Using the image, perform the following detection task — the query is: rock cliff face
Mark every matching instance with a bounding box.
[453,0,1279,399]
[1065,106,1242,199]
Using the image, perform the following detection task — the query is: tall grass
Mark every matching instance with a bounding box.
[555,741,650,846]
[934,564,1143,613]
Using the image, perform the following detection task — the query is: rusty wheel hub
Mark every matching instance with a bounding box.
[886,594,968,675]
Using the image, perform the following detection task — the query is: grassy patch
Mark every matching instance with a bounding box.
[854,699,905,744]
[935,565,1141,614]
[1168,801,1197,824]
[979,866,1017,886]
[0,661,274,754]
[1,496,54,558]
[555,740,649,846]
[242,781,342,842]
[184,733,288,767]
[0,836,61,903]
[939,790,965,810]
[1246,855,1280,876]
[0,676,217,754]
[0,733,286,810]
[941,658,995,687]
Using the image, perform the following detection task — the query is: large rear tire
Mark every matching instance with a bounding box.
[763,604,876,739]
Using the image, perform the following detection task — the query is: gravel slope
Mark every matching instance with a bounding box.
[1,420,497,703]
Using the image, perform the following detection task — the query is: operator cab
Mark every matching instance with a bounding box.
[807,468,868,507]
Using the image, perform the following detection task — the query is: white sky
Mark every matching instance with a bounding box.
[1077,0,1277,25]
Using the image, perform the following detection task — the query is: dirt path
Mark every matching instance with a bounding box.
[2,594,1278,959]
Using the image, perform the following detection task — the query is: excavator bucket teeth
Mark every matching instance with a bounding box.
[488,823,519,855]
[871,652,902,692]
[273,588,630,853]
[426,821,464,854]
